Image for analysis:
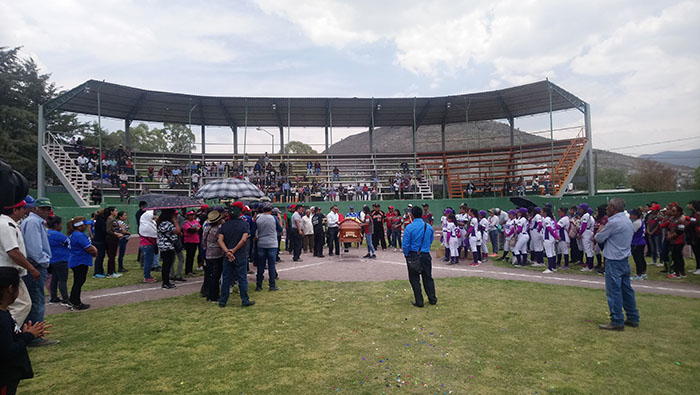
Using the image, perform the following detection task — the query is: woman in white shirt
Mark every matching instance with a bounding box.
[467,208,481,266]
[542,207,558,274]
[500,210,517,262]
[556,207,571,269]
[514,208,530,266]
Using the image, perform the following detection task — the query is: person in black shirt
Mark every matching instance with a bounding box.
[311,207,325,257]
[217,202,254,308]
[1,267,50,395]
[371,204,387,250]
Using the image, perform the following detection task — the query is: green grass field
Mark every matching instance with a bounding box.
[24,278,700,394]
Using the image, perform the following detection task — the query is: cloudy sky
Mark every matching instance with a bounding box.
[2,0,699,156]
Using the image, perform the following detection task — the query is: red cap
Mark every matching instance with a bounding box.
[651,204,661,211]
[232,201,245,209]
[3,200,27,209]
[290,204,296,209]
[186,211,195,216]
[201,204,209,209]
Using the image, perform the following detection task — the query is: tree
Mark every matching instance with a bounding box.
[282,140,317,154]
[596,168,628,190]
[629,160,677,192]
[0,46,86,186]
[694,166,700,190]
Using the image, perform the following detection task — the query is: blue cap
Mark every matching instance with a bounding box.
[349,206,354,209]
[24,195,36,208]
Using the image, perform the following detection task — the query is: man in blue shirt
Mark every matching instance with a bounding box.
[20,197,58,346]
[594,198,639,331]
[402,206,437,307]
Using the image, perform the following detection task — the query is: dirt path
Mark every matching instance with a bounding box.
[46,249,700,316]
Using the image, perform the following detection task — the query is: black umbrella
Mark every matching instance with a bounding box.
[194,178,264,200]
[137,193,202,211]
[509,196,537,208]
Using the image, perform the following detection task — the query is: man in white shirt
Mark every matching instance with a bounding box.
[0,200,37,327]
[326,205,340,256]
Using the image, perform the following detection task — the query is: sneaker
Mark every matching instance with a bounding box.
[72,303,90,311]
[580,267,592,272]
[679,274,687,278]
[269,286,280,291]
[60,300,72,307]
[631,275,641,280]
[641,273,648,280]
[369,255,377,259]
[561,265,569,270]
[532,263,545,267]
[692,269,700,275]
[48,298,62,304]
[107,273,122,278]
[542,269,554,274]
[173,277,187,282]
[93,274,106,278]
[393,248,397,252]
[118,268,129,273]
[667,273,680,279]
[144,277,156,283]
[655,263,663,267]
[255,286,263,291]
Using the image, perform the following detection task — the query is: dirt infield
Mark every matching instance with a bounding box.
[44,248,700,316]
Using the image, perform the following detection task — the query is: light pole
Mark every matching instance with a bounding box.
[188,101,198,195]
[256,127,275,153]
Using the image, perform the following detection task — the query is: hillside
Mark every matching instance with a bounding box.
[324,121,694,175]
[639,149,700,169]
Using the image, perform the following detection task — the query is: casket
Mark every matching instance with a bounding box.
[339,219,363,243]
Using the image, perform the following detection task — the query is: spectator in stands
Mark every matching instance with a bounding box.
[503,178,512,196]
[191,172,200,191]
[532,175,540,194]
[483,179,492,197]
[332,166,340,181]
[543,171,552,196]
[119,183,129,202]
[314,161,321,176]
[116,211,130,273]
[306,161,313,175]
[76,154,89,172]
[362,184,369,200]
[400,161,409,173]
[465,181,475,198]
[46,216,69,306]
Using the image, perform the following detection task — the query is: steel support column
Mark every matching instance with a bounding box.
[549,83,555,180]
[201,124,206,155]
[369,97,375,154]
[509,117,514,146]
[37,104,46,198]
[278,126,284,154]
[124,119,132,148]
[324,126,329,152]
[232,126,238,155]
[584,102,595,196]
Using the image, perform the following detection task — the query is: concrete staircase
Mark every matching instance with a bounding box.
[418,179,434,200]
[41,134,93,207]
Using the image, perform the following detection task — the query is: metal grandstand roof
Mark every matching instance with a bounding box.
[45,79,586,128]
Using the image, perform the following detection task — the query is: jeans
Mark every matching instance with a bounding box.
[489,230,499,254]
[69,265,88,306]
[220,258,250,306]
[649,234,662,263]
[140,245,155,279]
[366,233,375,255]
[22,266,48,325]
[332,173,340,181]
[391,229,402,248]
[604,258,639,326]
[93,241,106,275]
[406,252,437,306]
[118,237,129,270]
[257,247,278,288]
[49,261,69,301]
